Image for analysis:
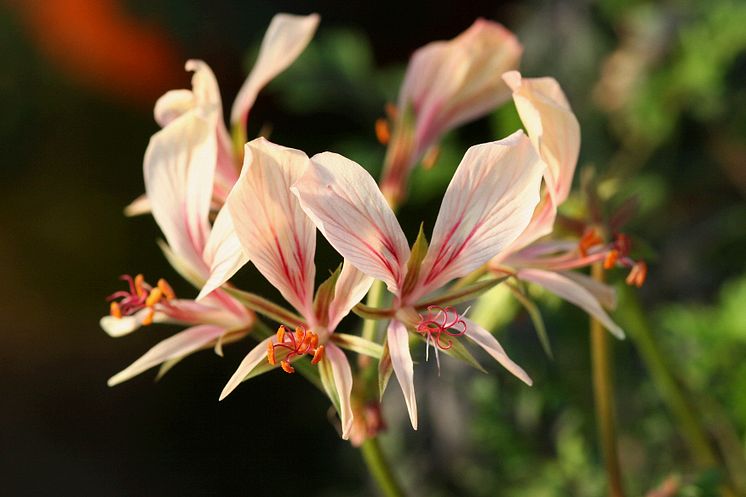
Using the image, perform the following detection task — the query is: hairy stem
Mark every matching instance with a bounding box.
[360,438,406,497]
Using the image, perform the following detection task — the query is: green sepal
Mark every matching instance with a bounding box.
[508,281,553,359]
[313,264,342,327]
[378,340,393,400]
[319,356,342,415]
[416,277,507,310]
[400,223,429,297]
[353,303,395,320]
[331,333,383,359]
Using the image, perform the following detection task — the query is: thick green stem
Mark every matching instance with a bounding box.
[360,438,406,497]
[590,264,626,497]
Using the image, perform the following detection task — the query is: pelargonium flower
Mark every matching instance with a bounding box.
[292,131,545,429]
[379,18,522,204]
[199,138,375,440]
[125,13,319,215]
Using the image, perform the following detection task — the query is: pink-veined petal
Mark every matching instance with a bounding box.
[503,71,580,205]
[517,268,624,338]
[108,324,226,386]
[493,192,558,264]
[230,13,319,127]
[219,336,274,400]
[462,317,533,385]
[412,131,544,300]
[328,261,374,331]
[145,111,216,278]
[226,138,316,318]
[387,320,417,429]
[325,343,354,439]
[198,207,249,299]
[292,152,410,294]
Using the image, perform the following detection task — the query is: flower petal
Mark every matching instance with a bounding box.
[503,71,580,205]
[462,317,533,385]
[325,343,355,439]
[219,336,273,400]
[328,261,374,331]
[387,320,417,429]
[100,308,166,337]
[413,131,544,300]
[198,207,249,299]
[226,138,316,318]
[293,152,410,294]
[517,268,625,338]
[230,13,319,127]
[107,324,225,386]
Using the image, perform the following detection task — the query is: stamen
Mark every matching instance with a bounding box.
[110,301,122,319]
[145,287,163,307]
[157,279,175,300]
[267,325,325,374]
[134,274,146,297]
[421,146,440,170]
[416,306,468,353]
[375,118,390,145]
[385,102,398,121]
[106,274,175,321]
[603,249,619,269]
[626,261,647,287]
[579,228,604,256]
[142,308,155,326]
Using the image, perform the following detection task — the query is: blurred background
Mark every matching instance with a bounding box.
[1,0,745,495]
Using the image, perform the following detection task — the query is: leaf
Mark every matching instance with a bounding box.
[508,282,553,359]
[331,333,383,359]
[319,355,341,414]
[400,223,429,297]
[313,264,342,326]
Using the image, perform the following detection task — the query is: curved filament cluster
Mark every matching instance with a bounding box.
[106,274,175,325]
[579,229,648,287]
[267,325,325,374]
[416,305,467,351]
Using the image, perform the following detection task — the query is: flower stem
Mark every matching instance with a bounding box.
[590,263,626,497]
[360,437,406,497]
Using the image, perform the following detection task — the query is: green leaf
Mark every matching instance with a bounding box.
[319,355,341,414]
[400,223,429,297]
[378,340,393,400]
[509,282,553,359]
[313,265,342,326]
[331,333,383,359]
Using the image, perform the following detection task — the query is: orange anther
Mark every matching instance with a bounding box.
[579,228,604,256]
[312,345,325,365]
[134,274,146,297]
[310,333,319,349]
[276,325,286,343]
[145,287,163,307]
[281,360,295,374]
[385,102,398,120]
[295,326,304,342]
[603,250,619,269]
[142,308,155,326]
[110,301,122,319]
[267,340,276,365]
[375,118,390,145]
[626,261,648,287]
[157,279,175,300]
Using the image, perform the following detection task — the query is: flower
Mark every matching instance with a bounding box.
[124,13,319,215]
[200,138,374,440]
[379,19,522,204]
[292,130,545,429]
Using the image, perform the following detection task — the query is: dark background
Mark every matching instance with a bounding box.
[2,1,745,496]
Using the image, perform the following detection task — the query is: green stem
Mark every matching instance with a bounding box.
[360,438,406,497]
[361,280,386,342]
[590,264,626,497]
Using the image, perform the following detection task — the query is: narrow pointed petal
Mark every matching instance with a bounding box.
[561,271,617,310]
[518,268,625,338]
[230,13,319,127]
[414,131,544,299]
[387,320,417,430]
[503,71,580,205]
[220,336,273,400]
[123,193,151,217]
[328,261,374,331]
[108,325,225,386]
[199,207,249,299]
[462,317,533,385]
[325,343,355,439]
[226,138,316,317]
[293,152,410,294]
[145,110,216,277]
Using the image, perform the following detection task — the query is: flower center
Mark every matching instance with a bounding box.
[106,274,175,325]
[267,325,325,374]
[415,305,467,351]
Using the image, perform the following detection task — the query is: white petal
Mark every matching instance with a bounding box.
[327,261,374,331]
[518,268,625,338]
[504,71,580,205]
[100,308,167,337]
[230,13,320,127]
[108,325,225,386]
[325,343,355,439]
[293,152,410,295]
[387,320,417,430]
[462,317,532,385]
[226,138,316,318]
[219,336,273,400]
[198,207,249,299]
[123,194,151,217]
[413,131,544,299]
[154,89,195,127]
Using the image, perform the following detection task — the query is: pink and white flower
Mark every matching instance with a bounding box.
[292,131,545,429]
